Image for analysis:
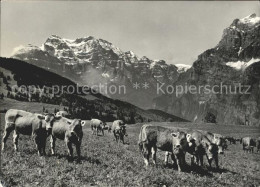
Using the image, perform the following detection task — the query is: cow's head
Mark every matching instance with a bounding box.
[101,121,107,129]
[171,131,188,155]
[67,119,86,142]
[204,143,218,160]
[40,113,56,133]
[115,125,127,138]
[214,136,225,154]
[186,133,196,154]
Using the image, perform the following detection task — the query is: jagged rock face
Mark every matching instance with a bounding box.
[11,14,260,126]
[12,35,185,109]
[153,14,260,126]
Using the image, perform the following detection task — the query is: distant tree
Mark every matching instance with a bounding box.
[205,112,216,123]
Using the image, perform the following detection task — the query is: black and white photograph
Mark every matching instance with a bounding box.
[0,1,259,186]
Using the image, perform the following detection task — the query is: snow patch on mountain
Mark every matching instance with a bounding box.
[226,58,260,70]
[239,14,260,26]
[175,64,191,73]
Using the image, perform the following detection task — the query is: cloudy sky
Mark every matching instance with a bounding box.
[1,1,259,65]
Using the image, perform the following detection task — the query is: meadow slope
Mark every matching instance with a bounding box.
[0,112,260,186]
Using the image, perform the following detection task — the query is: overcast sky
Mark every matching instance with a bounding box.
[1,1,259,65]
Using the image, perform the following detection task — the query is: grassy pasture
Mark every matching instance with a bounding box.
[0,105,260,186]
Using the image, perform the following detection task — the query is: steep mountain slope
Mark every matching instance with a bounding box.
[10,14,260,126]
[153,13,260,126]
[12,36,185,109]
[0,57,187,123]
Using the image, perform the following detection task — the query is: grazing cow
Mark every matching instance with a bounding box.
[2,109,55,156]
[49,117,86,159]
[241,137,256,153]
[111,120,127,144]
[223,139,228,151]
[103,123,112,133]
[186,130,219,168]
[205,132,225,155]
[225,136,236,144]
[56,111,69,118]
[138,125,195,172]
[90,119,106,136]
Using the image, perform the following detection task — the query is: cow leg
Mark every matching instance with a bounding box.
[171,153,177,166]
[199,154,203,167]
[34,135,43,156]
[2,124,14,151]
[214,155,219,169]
[75,142,81,160]
[102,129,104,136]
[195,155,200,165]
[190,155,196,166]
[13,130,19,152]
[164,151,170,166]
[41,137,47,156]
[121,135,125,144]
[50,136,56,155]
[175,155,182,172]
[66,141,73,158]
[206,155,212,168]
[151,146,157,165]
[143,145,151,167]
[114,132,118,142]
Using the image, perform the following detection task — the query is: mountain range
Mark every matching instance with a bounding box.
[11,13,260,126]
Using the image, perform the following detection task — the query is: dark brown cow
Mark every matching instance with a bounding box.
[138,125,195,172]
[2,109,55,156]
[225,136,236,144]
[49,117,86,159]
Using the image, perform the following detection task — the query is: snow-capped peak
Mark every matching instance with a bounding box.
[226,58,260,70]
[12,44,41,56]
[239,13,260,26]
[175,64,191,73]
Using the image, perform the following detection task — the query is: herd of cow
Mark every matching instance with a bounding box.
[1,109,260,173]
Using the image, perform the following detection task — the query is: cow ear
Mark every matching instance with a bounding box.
[171,132,179,137]
[81,121,86,126]
[37,115,45,120]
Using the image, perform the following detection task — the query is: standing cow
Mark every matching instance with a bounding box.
[90,119,106,136]
[241,137,256,153]
[49,117,86,160]
[111,120,127,144]
[2,109,55,156]
[138,125,195,172]
[186,130,219,168]
[225,136,236,144]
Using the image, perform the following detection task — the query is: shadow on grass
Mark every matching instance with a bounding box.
[48,153,100,165]
[163,163,235,177]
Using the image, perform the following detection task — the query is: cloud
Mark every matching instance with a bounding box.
[11,45,25,56]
